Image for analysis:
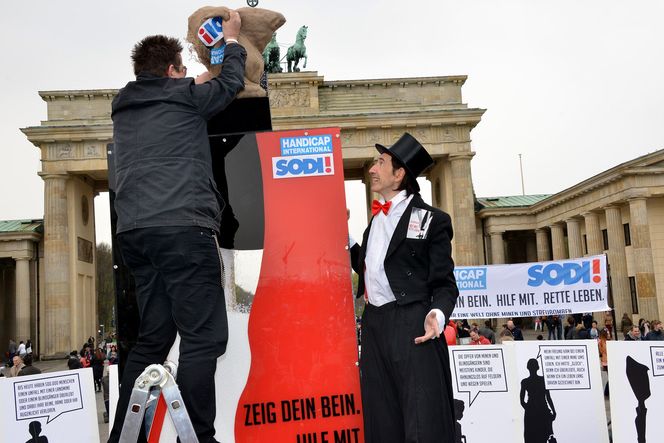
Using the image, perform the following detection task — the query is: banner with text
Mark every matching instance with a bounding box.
[452,255,609,319]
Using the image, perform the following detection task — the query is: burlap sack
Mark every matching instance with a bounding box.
[187,6,286,98]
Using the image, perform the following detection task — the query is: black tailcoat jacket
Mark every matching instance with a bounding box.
[351,194,458,320]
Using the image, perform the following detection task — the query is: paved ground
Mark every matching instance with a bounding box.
[29,329,613,442]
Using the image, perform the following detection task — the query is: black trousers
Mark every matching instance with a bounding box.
[108,226,228,443]
[360,301,455,443]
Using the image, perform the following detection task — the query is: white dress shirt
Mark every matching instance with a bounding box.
[364,191,445,332]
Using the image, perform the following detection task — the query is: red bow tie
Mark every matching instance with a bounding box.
[371,200,392,216]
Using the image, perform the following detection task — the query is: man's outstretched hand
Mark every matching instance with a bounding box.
[414,311,440,344]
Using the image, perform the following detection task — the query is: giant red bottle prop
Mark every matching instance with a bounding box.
[234,128,364,442]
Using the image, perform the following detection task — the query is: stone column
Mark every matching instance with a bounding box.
[582,211,606,325]
[449,153,477,265]
[490,231,505,265]
[14,257,31,341]
[566,218,583,258]
[628,198,659,320]
[604,205,631,319]
[535,228,551,262]
[42,173,71,358]
[526,237,537,263]
[582,212,603,255]
[550,223,567,260]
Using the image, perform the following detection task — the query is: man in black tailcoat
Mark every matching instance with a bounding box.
[350,133,458,442]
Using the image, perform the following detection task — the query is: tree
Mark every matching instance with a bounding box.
[96,242,115,337]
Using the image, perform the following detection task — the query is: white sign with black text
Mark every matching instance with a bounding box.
[0,367,99,442]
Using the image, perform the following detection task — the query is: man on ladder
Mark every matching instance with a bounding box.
[107,10,246,443]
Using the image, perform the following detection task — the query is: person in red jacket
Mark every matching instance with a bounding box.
[469,329,491,345]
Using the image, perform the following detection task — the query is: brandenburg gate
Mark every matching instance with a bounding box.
[21,72,484,358]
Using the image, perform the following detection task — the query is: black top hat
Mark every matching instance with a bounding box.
[375,133,433,192]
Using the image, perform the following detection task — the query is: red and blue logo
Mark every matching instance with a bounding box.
[527,259,602,287]
[198,17,224,46]
[272,135,335,179]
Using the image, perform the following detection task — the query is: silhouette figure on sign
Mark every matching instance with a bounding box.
[25,421,48,443]
[520,358,557,443]
[454,399,467,443]
[626,356,650,443]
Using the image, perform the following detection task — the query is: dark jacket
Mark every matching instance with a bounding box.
[351,194,458,320]
[625,332,643,341]
[111,44,246,234]
[646,330,664,341]
[510,326,524,341]
[67,356,82,370]
[18,365,42,376]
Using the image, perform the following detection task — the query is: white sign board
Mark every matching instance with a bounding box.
[108,311,252,442]
[0,368,99,442]
[607,341,664,443]
[452,255,609,319]
[451,341,609,443]
[509,340,609,443]
[450,346,520,442]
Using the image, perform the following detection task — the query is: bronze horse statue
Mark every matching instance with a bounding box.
[263,32,282,73]
[286,25,308,72]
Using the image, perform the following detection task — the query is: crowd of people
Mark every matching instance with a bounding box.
[452,312,664,346]
[619,314,664,341]
[2,338,40,378]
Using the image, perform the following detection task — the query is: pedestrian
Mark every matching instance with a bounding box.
[534,316,542,331]
[564,316,576,339]
[604,311,614,339]
[621,313,633,338]
[507,320,524,340]
[625,325,643,341]
[8,355,25,377]
[575,322,590,339]
[18,354,41,376]
[8,338,17,365]
[645,320,664,341]
[545,316,555,340]
[589,321,599,340]
[108,11,246,443]
[67,350,82,370]
[469,329,491,345]
[479,320,496,344]
[598,329,609,396]
[91,348,105,392]
[350,132,458,442]
[554,315,563,340]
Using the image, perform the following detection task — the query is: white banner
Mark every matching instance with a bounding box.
[452,255,610,319]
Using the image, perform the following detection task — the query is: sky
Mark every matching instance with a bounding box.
[1,0,663,245]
